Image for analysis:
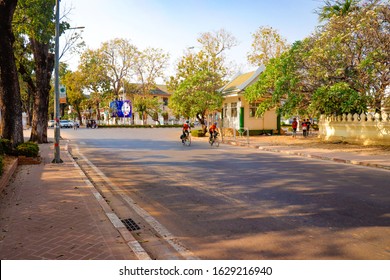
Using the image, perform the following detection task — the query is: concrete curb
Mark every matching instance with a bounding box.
[64,141,152,260]
[0,157,19,193]
[224,140,390,171]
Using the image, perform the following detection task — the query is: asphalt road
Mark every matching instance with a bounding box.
[61,127,390,260]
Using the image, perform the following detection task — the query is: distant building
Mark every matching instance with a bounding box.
[220,66,278,134]
[132,84,174,125]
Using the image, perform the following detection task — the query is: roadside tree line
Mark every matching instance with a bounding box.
[245,0,390,119]
[62,38,170,126]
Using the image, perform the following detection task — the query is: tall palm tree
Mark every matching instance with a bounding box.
[317,0,359,22]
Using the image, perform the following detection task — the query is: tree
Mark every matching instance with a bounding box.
[245,40,314,118]
[13,0,64,143]
[247,26,290,66]
[99,38,138,98]
[15,34,35,126]
[310,82,369,115]
[309,0,390,113]
[169,29,237,129]
[62,70,86,123]
[133,47,169,124]
[247,0,389,118]
[317,0,359,22]
[133,95,162,124]
[77,48,111,121]
[0,0,24,148]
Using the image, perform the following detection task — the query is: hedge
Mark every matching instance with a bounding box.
[16,142,39,157]
[191,129,206,137]
[0,139,12,155]
[97,124,182,128]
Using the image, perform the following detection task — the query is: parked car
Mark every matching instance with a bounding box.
[59,120,73,128]
[48,120,55,128]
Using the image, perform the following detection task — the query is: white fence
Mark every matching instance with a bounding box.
[319,113,390,145]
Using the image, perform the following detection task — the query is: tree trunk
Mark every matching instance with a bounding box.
[18,62,36,127]
[29,38,54,143]
[0,0,24,148]
[96,101,100,120]
[197,113,207,133]
[76,108,82,125]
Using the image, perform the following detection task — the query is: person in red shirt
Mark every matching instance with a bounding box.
[301,119,308,137]
[181,120,191,143]
[208,122,219,142]
[291,118,298,138]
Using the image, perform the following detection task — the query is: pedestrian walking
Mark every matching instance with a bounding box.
[292,118,298,138]
[306,119,311,136]
[301,119,308,137]
[73,120,78,130]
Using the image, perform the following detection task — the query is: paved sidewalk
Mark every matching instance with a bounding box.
[224,137,390,171]
[0,143,138,260]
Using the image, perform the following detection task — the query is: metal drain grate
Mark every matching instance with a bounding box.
[121,218,141,231]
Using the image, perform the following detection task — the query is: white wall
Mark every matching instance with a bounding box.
[319,113,390,145]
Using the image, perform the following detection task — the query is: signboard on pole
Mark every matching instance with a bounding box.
[110,100,132,118]
[59,85,67,104]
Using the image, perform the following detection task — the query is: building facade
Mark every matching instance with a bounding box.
[220,66,278,134]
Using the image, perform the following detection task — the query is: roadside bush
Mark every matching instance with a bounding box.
[191,129,206,137]
[16,142,39,157]
[248,130,274,136]
[97,124,182,128]
[0,139,12,155]
[311,124,319,131]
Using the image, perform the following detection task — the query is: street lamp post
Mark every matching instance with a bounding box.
[53,0,62,163]
[52,0,84,163]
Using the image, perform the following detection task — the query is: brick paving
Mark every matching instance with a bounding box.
[0,144,137,260]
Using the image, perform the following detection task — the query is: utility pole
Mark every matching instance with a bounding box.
[53,0,62,163]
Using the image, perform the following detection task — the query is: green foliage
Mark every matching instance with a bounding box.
[133,95,162,124]
[309,1,390,113]
[169,69,223,119]
[97,124,182,128]
[0,139,13,155]
[13,0,57,43]
[317,0,359,22]
[16,142,39,157]
[191,129,206,137]
[245,41,309,118]
[310,82,369,115]
[311,124,319,131]
[246,1,389,117]
[169,30,236,121]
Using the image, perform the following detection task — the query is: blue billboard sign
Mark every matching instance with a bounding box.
[110,100,132,118]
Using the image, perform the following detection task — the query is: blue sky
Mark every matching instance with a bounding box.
[61,0,322,76]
